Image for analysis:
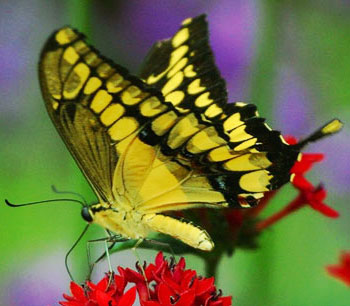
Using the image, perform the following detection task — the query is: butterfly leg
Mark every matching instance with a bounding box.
[86,236,110,281]
[86,234,126,281]
[103,239,114,288]
[92,230,127,264]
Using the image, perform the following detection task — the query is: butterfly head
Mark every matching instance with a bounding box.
[81,206,93,223]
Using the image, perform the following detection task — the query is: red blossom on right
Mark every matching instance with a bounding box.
[254,136,339,231]
[288,136,339,218]
[326,251,350,287]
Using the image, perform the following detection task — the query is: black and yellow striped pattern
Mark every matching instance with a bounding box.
[39,15,336,251]
[140,16,227,120]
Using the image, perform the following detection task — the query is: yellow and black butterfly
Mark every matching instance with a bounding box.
[38,15,342,251]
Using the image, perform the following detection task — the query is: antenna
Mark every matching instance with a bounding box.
[51,185,87,205]
[5,198,85,208]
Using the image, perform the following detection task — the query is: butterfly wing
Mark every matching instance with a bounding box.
[119,108,298,212]
[38,20,339,251]
[135,15,300,209]
[39,27,171,203]
[39,23,299,212]
[139,15,228,120]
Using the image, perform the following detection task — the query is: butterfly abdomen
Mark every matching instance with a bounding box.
[142,213,214,251]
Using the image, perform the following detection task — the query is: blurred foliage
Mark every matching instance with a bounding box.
[0,1,349,305]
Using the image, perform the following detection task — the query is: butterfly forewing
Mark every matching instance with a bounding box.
[140,15,228,120]
[39,27,173,203]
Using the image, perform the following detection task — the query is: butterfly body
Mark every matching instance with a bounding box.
[87,202,213,250]
[88,202,150,241]
[39,16,340,251]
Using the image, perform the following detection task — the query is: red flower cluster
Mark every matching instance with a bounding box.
[60,280,136,306]
[60,252,232,306]
[288,136,338,218]
[254,136,338,231]
[326,251,350,287]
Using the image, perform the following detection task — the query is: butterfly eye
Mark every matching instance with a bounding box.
[81,206,93,222]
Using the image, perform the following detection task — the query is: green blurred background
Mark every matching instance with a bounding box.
[1,1,349,305]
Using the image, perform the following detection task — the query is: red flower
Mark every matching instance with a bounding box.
[288,136,339,218]
[60,277,136,306]
[255,136,338,231]
[326,251,350,286]
[60,252,232,306]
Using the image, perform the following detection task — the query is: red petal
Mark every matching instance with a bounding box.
[290,161,309,174]
[96,277,109,291]
[124,267,144,282]
[291,175,313,191]
[173,258,186,283]
[314,187,327,202]
[326,251,350,286]
[175,290,195,306]
[340,251,350,268]
[59,301,88,306]
[146,264,160,282]
[118,287,137,306]
[310,201,339,218]
[142,302,162,306]
[196,277,215,296]
[157,283,173,306]
[114,274,127,294]
[290,154,324,174]
[208,296,233,306]
[135,282,150,302]
[326,265,350,286]
[118,267,126,277]
[87,281,97,291]
[162,274,181,293]
[177,257,186,270]
[62,293,75,301]
[284,135,297,145]
[95,290,115,306]
[302,153,324,163]
[221,296,233,306]
[180,270,196,290]
[155,252,164,266]
[69,282,86,301]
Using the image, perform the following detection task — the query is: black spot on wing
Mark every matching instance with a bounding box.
[65,103,77,122]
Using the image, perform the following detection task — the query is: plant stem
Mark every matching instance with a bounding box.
[246,2,284,305]
[65,0,92,35]
[204,254,220,278]
[248,0,283,119]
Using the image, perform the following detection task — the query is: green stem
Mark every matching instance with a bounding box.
[204,254,220,278]
[65,0,92,35]
[247,1,284,304]
[62,0,93,281]
[248,1,283,119]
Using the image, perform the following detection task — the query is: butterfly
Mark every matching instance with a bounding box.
[38,15,342,251]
